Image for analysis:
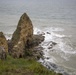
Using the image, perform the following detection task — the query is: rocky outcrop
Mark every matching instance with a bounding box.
[26,35,44,48]
[0,32,8,59]
[11,13,33,58]
[25,34,44,60]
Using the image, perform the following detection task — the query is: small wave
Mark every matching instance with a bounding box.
[57,41,76,61]
[58,42,76,55]
[4,34,12,40]
[52,32,65,38]
[42,27,64,32]
[34,27,42,34]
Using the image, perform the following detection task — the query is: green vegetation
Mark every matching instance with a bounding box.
[0,55,62,75]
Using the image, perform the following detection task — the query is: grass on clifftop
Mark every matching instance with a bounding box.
[0,55,62,75]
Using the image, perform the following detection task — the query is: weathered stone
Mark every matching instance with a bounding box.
[47,32,51,34]
[52,41,57,45]
[0,32,8,59]
[0,46,6,60]
[11,13,33,58]
[48,41,57,49]
[26,35,44,48]
[30,46,44,60]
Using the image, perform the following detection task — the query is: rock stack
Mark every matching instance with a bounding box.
[0,13,44,59]
[11,13,33,58]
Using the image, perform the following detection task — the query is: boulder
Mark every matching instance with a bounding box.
[0,32,8,59]
[11,13,33,58]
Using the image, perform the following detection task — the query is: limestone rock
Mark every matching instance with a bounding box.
[0,32,8,59]
[11,13,33,58]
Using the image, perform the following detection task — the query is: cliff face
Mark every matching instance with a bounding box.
[0,32,8,52]
[11,13,33,58]
[0,32,8,59]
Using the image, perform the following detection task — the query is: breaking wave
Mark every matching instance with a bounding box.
[34,27,76,75]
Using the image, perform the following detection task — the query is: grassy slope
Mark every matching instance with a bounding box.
[0,55,62,75]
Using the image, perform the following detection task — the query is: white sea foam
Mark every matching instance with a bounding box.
[34,27,42,34]
[4,34,12,40]
[58,42,76,54]
[35,27,76,75]
[34,27,76,63]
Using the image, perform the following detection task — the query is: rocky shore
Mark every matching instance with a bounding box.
[0,13,62,75]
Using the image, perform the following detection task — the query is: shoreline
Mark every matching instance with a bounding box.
[0,13,63,75]
[4,28,70,75]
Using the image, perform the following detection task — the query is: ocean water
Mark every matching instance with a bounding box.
[0,0,76,75]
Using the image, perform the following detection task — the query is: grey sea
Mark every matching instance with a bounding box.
[0,0,76,75]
